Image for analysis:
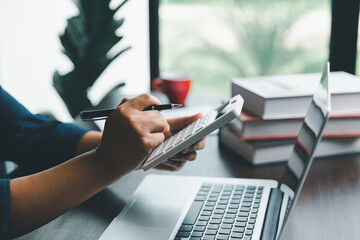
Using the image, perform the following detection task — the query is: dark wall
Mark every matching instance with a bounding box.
[330,0,360,74]
[149,0,160,83]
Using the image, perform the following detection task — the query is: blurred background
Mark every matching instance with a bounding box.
[0,0,359,121]
[159,0,331,94]
[0,0,150,121]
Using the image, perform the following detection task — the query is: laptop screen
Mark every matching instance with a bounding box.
[278,63,330,235]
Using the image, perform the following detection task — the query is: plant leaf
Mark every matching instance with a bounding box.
[53,0,132,118]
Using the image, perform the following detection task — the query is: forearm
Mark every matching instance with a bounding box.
[4,93,177,239]
[75,131,102,156]
[7,150,120,239]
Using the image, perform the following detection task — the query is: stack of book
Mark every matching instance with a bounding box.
[220,71,360,165]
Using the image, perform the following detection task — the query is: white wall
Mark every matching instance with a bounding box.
[0,0,149,121]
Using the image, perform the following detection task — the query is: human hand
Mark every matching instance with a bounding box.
[95,94,169,177]
[153,113,206,171]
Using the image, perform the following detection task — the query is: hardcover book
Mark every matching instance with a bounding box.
[220,126,360,165]
[229,110,360,140]
[232,71,360,119]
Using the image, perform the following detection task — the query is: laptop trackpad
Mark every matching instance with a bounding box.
[122,198,181,228]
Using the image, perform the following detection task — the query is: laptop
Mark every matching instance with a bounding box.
[99,63,331,240]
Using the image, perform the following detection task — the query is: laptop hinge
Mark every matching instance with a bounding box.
[260,188,284,240]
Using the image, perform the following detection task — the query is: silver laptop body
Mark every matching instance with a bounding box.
[99,63,331,240]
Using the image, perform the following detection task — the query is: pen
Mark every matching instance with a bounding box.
[80,103,183,121]
[143,103,182,111]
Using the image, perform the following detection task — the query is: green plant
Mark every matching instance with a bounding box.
[53,0,131,118]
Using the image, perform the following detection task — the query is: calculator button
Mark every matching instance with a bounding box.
[166,133,178,151]
[158,139,170,153]
[175,138,184,146]
[147,145,162,160]
[184,122,198,139]
[195,126,204,133]
[146,151,158,161]
[176,128,187,143]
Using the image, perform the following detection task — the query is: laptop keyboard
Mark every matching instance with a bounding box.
[174,183,264,240]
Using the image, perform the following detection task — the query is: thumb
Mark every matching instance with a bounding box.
[118,97,131,106]
[167,113,203,133]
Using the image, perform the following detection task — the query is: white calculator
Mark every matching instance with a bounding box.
[142,94,244,170]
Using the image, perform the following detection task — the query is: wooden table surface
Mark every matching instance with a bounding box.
[16,94,360,240]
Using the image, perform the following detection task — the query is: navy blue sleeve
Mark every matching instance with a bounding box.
[0,178,10,239]
[0,86,90,171]
[0,86,90,237]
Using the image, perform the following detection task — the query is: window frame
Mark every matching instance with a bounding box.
[149,0,160,85]
[150,0,360,82]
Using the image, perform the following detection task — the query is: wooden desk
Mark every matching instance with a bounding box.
[16,94,360,240]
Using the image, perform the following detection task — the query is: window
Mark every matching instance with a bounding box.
[159,0,331,95]
[0,0,149,121]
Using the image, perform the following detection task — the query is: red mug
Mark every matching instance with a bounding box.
[151,73,192,106]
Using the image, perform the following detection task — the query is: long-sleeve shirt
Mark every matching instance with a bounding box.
[0,86,89,238]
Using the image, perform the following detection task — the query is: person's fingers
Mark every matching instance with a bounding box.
[144,132,166,149]
[147,115,169,133]
[166,113,203,136]
[153,164,177,172]
[153,152,198,171]
[126,93,161,111]
[141,111,168,132]
[170,152,197,161]
[119,97,131,106]
[161,160,186,171]
[181,139,206,154]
